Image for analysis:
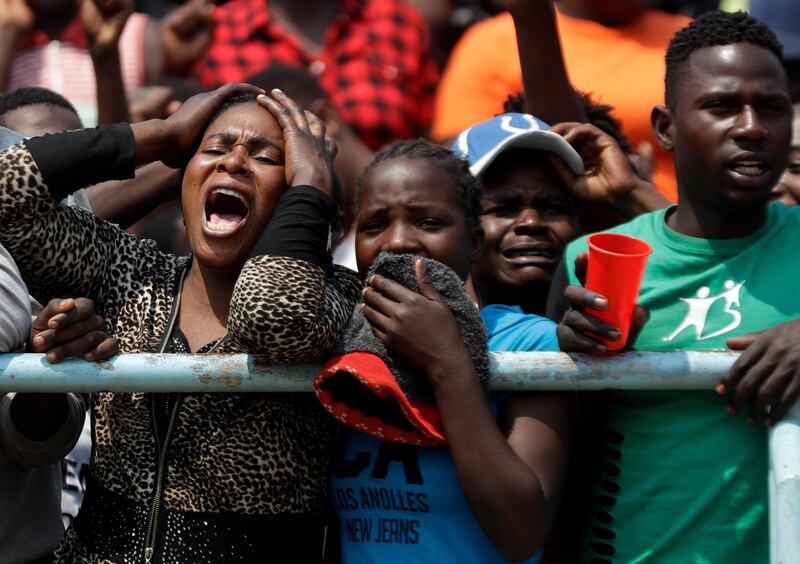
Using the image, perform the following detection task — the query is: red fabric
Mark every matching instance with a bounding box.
[191,0,439,149]
[18,16,89,50]
[315,352,446,446]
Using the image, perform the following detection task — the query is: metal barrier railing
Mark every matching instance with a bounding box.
[0,351,796,563]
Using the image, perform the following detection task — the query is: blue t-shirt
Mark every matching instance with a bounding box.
[331,304,558,563]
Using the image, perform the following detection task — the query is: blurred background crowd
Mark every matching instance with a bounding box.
[1,0,797,264]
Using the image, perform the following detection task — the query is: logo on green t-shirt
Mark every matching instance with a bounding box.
[663,280,745,342]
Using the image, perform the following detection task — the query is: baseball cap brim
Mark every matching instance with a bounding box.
[468,128,585,178]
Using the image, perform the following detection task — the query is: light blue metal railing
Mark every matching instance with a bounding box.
[0,351,735,392]
[0,351,796,563]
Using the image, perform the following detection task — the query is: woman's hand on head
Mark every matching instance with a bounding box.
[133,83,265,168]
[258,89,337,197]
[549,122,644,206]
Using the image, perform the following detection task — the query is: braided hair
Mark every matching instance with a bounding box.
[358,139,482,230]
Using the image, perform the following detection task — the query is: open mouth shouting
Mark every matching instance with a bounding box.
[202,187,251,237]
[726,153,773,188]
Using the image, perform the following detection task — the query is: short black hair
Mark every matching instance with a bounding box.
[502,91,632,153]
[358,139,482,230]
[0,87,78,125]
[665,11,784,108]
[246,63,328,108]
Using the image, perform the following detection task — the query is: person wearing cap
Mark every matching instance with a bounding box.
[456,112,668,318]
[449,111,666,561]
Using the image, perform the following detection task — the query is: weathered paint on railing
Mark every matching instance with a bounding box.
[0,351,737,393]
[769,402,800,564]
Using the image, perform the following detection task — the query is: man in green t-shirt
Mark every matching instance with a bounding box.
[548,11,796,563]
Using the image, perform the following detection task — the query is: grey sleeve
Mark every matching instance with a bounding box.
[0,126,23,150]
[0,393,86,468]
[0,244,31,352]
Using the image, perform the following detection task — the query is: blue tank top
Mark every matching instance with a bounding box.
[330,305,557,563]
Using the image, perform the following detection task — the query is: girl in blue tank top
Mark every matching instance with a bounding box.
[329,140,572,563]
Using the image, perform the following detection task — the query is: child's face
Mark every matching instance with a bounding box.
[355,157,481,280]
[472,153,580,295]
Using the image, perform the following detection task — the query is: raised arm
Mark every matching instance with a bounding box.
[144,0,215,80]
[81,0,135,124]
[0,0,33,92]
[503,0,586,123]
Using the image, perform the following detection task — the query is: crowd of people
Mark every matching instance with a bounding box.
[0,0,799,563]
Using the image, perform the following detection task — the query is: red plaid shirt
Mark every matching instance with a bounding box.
[191,0,438,149]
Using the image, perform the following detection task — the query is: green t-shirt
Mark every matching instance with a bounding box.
[564,203,800,563]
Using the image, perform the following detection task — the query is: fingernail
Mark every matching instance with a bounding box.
[33,335,44,347]
[598,344,608,354]
[361,287,368,297]
[367,275,375,286]
[272,88,283,95]
[608,330,621,341]
[715,383,726,395]
[594,297,608,309]
[726,405,737,416]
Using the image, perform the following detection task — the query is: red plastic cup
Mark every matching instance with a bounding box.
[585,233,652,351]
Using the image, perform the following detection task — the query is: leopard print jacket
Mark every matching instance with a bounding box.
[0,143,361,562]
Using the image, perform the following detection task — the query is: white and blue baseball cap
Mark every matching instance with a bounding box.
[453,113,584,177]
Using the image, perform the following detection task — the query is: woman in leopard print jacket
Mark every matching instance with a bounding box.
[0,85,360,563]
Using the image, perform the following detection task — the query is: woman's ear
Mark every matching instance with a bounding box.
[470,225,485,263]
[651,105,675,152]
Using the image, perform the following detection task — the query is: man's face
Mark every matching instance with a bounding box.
[669,44,793,212]
[471,152,580,300]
